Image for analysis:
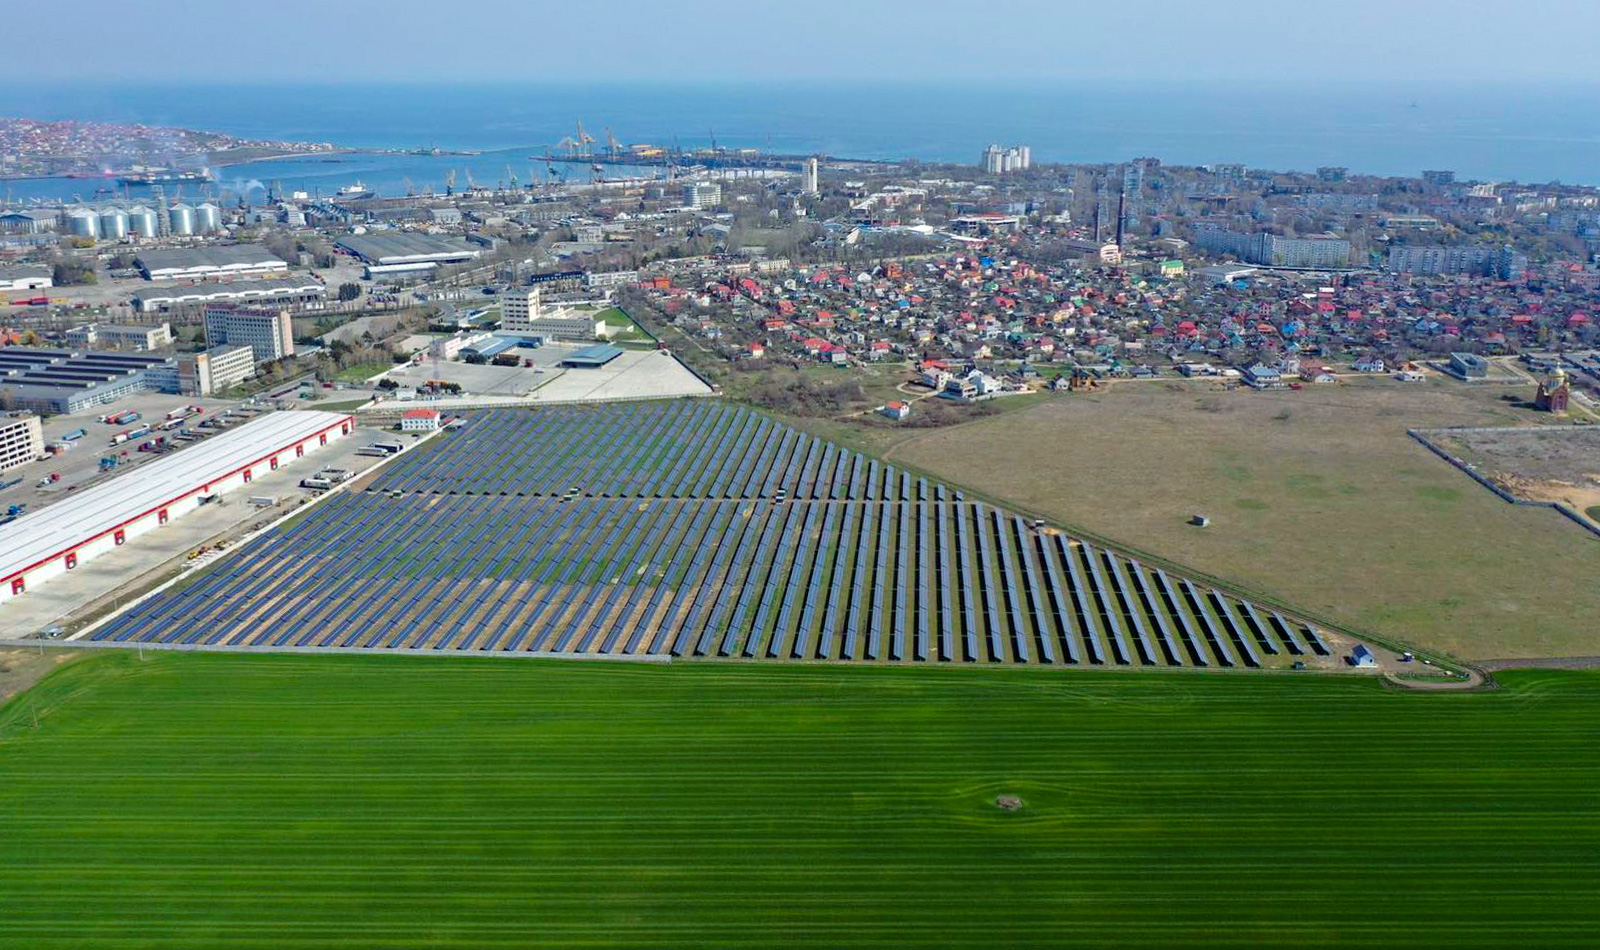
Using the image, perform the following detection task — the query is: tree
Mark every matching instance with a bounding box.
[337,282,361,302]
[51,262,96,286]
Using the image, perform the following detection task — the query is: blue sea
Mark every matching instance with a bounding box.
[4,81,1599,202]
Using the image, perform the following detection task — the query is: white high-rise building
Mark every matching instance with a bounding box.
[980,144,1031,175]
[203,305,295,364]
[684,181,722,209]
[500,287,601,341]
[178,344,256,396]
[802,157,820,196]
[0,414,43,474]
[501,286,542,333]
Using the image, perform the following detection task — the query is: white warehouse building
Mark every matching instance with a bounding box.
[0,410,354,604]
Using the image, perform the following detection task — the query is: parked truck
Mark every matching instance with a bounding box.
[109,425,150,446]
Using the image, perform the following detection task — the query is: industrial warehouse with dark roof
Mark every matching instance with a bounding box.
[0,347,172,414]
[133,245,290,281]
[333,233,481,276]
[132,276,326,313]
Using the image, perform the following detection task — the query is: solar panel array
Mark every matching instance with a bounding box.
[94,404,1330,664]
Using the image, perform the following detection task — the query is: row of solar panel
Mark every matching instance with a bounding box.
[94,492,1329,664]
[370,404,938,502]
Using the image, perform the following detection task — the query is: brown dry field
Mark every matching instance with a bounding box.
[871,377,1600,662]
[0,648,80,709]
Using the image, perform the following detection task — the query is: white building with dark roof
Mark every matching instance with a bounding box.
[0,263,53,291]
[134,245,288,281]
[132,276,326,314]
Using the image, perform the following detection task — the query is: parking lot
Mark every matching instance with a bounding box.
[3,392,242,514]
[376,342,711,407]
[0,422,395,638]
[383,358,543,397]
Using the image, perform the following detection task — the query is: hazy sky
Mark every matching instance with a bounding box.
[6,0,1599,84]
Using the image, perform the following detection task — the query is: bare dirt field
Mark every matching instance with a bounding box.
[879,377,1600,662]
[1428,425,1600,518]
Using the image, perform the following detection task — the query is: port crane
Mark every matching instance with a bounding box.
[604,127,622,159]
[445,169,456,196]
[575,120,596,158]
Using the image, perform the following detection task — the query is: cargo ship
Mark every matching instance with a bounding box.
[116,168,215,186]
[335,180,375,200]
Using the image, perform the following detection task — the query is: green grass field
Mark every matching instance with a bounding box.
[594,306,650,342]
[333,362,392,383]
[886,380,1600,660]
[3,653,1598,948]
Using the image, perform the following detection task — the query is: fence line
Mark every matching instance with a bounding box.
[14,638,672,663]
[1408,428,1600,540]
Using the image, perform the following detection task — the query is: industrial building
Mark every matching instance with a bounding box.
[176,344,257,396]
[203,305,296,363]
[0,413,43,474]
[131,276,326,314]
[500,287,601,341]
[1446,352,1491,380]
[0,347,173,414]
[134,245,289,281]
[333,233,481,278]
[430,332,495,361]
[561,343,624,368]
[460,335,522,362]
[802,156,820,196]
[64,323,174,351]
[0,210,59,234]
[0,263,53,292]
[0,410,355,604]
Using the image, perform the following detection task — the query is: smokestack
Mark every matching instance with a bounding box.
[1116,187,1126,248]
[1092,186,1102,243]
